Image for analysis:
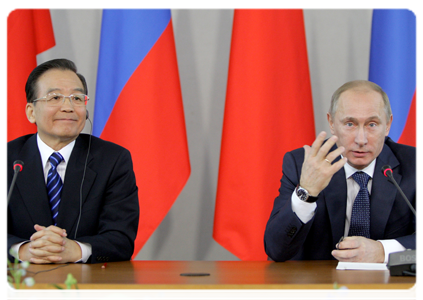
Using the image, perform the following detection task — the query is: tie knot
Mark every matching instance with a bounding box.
[49,152,64,168]
[352,171,371,189]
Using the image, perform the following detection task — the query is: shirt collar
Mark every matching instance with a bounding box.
[343,158,376,179]
[37,134,76,167]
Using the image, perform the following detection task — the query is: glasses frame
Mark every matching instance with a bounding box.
[32,93,89,107]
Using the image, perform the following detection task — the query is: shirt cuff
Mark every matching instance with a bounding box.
[75,241,92,263]
[10,241,29,261]
[291,190,317,224]
[378,239,406,264]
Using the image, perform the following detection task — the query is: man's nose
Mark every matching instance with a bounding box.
[355,126,368,146]
[60,97,75,111]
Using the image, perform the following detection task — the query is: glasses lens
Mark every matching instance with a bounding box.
[42,93,88,106]
[45,93,64,106]
[71,94,88,106]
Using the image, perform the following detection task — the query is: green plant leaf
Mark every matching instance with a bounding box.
[65,273,77,286]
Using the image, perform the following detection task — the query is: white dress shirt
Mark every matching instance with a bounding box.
[12,134,92,263]
[291,158,405,263]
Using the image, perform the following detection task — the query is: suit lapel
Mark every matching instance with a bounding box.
[370,143,400,239]
[318,143,348,243]
[57,135,96,234]
[15,135,53,226]
[324,165,348,242]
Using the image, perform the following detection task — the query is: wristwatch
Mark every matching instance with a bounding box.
[296,184,318,203]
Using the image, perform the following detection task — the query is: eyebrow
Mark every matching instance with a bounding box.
[46,87,85,94]
[341,116,382,123]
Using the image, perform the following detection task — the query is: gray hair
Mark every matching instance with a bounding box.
[329,80,392,120]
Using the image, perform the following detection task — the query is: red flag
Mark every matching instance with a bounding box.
[213,9,315,260]
[7,9,56,142]
[397,92,416,146]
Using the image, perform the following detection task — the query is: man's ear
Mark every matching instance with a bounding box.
[327,112,335,135]
[26,103,36,124]
[385,114,393,136]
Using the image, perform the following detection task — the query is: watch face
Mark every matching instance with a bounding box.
[297,187,308,201]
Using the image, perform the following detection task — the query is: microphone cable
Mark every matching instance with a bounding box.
[74,116,93,240]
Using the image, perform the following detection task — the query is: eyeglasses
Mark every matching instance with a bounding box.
[33,93,89,106]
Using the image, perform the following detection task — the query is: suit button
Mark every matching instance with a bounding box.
[287,227,297,237]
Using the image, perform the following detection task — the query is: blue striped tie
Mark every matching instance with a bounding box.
[47,152,64,226]
[349,171,371,238]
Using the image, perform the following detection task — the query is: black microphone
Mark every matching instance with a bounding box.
[381,165,416,277]
[7,160,24,204]
[381,165,415,215]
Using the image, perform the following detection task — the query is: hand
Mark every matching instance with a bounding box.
[331,236,385,263]
[299,131,347,196]
[19,225,82,264]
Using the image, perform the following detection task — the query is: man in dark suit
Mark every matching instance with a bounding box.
[8,59,139,264]
[264,80,415,262]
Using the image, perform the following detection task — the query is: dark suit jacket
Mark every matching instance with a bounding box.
[8,134,139,263]
[264,137,415,262]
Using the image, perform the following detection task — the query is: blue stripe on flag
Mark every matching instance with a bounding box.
[369,9,416,142]
[93,9,171,136]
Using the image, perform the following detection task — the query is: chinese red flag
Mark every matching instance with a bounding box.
[8,9,55,141]
[214,9,315,260]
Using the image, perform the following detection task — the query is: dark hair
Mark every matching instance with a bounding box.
[25,58,88,103]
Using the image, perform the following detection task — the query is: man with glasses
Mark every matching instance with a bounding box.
[8,59,139,264]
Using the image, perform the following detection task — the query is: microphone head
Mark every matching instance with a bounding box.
[13,160,24,172]
[381,165,393,177]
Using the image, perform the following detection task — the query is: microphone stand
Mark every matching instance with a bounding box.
[7,161,24,205]
[382,165,416,276]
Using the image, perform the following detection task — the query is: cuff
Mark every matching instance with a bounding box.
[291,190,317,224]
[378,239,406,264]
[10,241,30,261]
[74,241,92,263]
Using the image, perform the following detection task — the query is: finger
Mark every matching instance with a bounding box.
[337,236,360,250]
[34,224,67,237]
[30,257,53,264]
[34,224,46,231]
[30,231,66,246]
[315,135,338,160]
[303,145,311,161]
[328,157,348,176]
[29,241,65,253]
[325,146,345,163]
[37,224,67,237]
[31,227,67,241]
[29,246,65,258]
[30,256,63,264]
[308,131,327,157]
[332,249,358,261]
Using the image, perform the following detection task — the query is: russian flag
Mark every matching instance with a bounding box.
[369,9,416,146]
[94,9,191,258]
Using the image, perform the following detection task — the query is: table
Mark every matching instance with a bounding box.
[21,260,415,289]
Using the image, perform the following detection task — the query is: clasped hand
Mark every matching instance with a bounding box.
[299,131,347,196]
[19,224,82,264]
